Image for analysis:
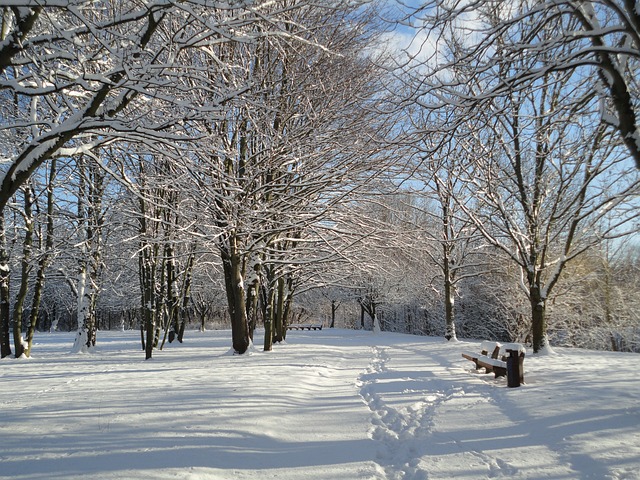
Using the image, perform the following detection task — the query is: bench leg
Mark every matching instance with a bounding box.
[493,366,507,378]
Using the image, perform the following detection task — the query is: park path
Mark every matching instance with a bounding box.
[355,340,575,480]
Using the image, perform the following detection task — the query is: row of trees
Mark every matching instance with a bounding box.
[392,0,640,352]
[0,0,638,360]
[0,1,398,359]
[315,193,640,352]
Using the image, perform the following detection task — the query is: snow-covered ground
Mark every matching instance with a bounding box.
[1,329,639,480]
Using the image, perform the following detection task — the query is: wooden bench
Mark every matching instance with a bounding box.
[462,341,525,386]
[286,323,323,331]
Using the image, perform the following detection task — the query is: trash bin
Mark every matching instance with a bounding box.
[506,349,521,388]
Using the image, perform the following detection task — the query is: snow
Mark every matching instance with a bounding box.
[480,340,500,353]
[499,342,526,356]
[631,129,640,153]
[1,329,639,480]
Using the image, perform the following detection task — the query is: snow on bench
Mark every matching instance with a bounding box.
[286,323,323,331]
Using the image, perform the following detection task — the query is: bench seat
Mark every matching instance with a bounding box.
[476,356,507,377]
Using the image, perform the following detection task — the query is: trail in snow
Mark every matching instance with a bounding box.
[2,330,640,480]
[358,345,432,479]
[357,343,526,480]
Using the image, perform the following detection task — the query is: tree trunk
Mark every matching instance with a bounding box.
[194,295,210,332]
[444,273,456,341]
[440,186,457,341]
[261,271,276,352]
[71,263,94,353]
[13,185,35,358]
[139,240,158,360]
[281,276,294,341]
[87,160,103,348]
[369,303,377,331]
[144,314,155,360]
[159,258,172,350]
[71,156,96,354]
[221,234,250,354]
[165,242,179,340]
[0,217,11,357]
[246,283,258,341]
[136,167,158,360]
[530,284,547,353]
[273,276,285,343]
[140,323,145,351]
[142,253,156,360]
[245,255,261,342]
[88,284,98,347]
[199,304,207,332]
[330,300,338,328]
[26,159,56,356]
[177,252,194,343]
